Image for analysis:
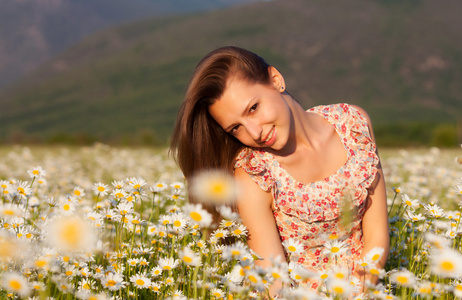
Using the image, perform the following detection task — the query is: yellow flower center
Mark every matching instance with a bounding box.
[4,209,15,216]
[234,229,242,235]
[33,170,39,175]
[174,220,182,227]
[136,279,145,286]
[333,286,344,294]
[190,212,202,221]
[35,260,47,268]
[331,246,340,253]
[372,254,380,261]
[397,276,408,284]
[107,280,116,286]
[272,272,281,279]
[287,245,297,252]
[65,271,73,276]
[74,190,81,196]
[248,275,258,283]
[370,269,380,275]
[441,261,454,271]
[97,186,105,192]
[63,204,71,211]
[320,274,328,280]
[9,280,21,290]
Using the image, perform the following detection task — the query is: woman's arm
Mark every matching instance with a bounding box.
[351,105,390,280]
[234,167,286,295]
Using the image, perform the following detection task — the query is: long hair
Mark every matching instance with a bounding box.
[170,46,272,179]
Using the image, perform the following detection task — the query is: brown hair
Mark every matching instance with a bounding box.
[170,46,272,179]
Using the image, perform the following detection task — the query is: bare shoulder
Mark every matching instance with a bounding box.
[234,167,273,208]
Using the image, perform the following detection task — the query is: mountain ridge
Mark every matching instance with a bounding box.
[0,0,461,146]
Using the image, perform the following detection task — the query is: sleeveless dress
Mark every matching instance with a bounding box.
[234,103,379,289]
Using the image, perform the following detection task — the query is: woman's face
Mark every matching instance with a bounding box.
[208,70,291,151]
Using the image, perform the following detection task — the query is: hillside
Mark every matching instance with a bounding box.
[0,0,257,88]
[0,0,461,146]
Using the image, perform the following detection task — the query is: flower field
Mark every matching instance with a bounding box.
[0,144,461,299]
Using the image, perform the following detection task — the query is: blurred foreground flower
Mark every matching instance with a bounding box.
[190,169,239,204]
[44,215,97,253]
[1,272,31,297]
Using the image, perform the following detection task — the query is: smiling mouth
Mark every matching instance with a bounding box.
[263,126,275,145]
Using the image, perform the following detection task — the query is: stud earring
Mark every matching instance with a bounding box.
[280,86,285,91]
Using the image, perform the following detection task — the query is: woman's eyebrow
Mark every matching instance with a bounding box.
[223,97,257,132]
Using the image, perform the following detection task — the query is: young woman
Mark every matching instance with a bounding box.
[170,46,389,293]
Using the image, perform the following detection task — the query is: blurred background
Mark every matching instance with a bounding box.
[0,0,460,148]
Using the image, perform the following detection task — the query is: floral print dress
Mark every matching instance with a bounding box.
[234,103,379,289]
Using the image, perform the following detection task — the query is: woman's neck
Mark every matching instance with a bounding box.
[271,94,318,157]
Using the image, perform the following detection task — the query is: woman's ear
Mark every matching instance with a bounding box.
[268,66,285,92]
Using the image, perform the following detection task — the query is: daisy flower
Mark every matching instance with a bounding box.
[73,186,85,197]
[190,170,238,204]
[404,211,425,222]
[212,228,229,240]
[356,256,374,269]
[159,215,172,225]
[282,238,304,255]
[290,265,315,282]
[150,182,167,193]
[389,269,416,287]
[159,257,179,271]
[112,188,127,200]
[112,180,125,189]
[117,201,134,216]
[0,271,31,297]
[230,224,248,237]
[27,166,46,179]
[127,258,139,267]
[179,247,202,267]
[0,203,23,219]
[366,265,387,278]
[401,194,420,210]
[130,274,151,289]
[327,278,353,298]
[453,282,462,298]
[218,205,241,221]
[430,247,462,278]
[322,240,348,257]
[92,182,109,196]
[454,185,462,196]
[268,265,291,283]
[15,181,31,199]
[424,203,445,218]
[223,241,249,261]
[364,247,385,263]
[44,215,97,252]
[183,203,213,228]
[220,219,235,228]
[171,212,188,231]
[58,201,76,216]
[102,272,126,291]
[211,287,225,298]
[151,282,161,292]
[151,266,163,277]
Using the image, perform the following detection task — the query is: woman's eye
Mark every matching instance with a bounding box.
[230,125,240,134]
[250,104,258,113]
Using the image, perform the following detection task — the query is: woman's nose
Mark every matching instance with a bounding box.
[245,121,262,141]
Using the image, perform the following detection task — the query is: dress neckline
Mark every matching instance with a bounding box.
[262,105,350,186]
